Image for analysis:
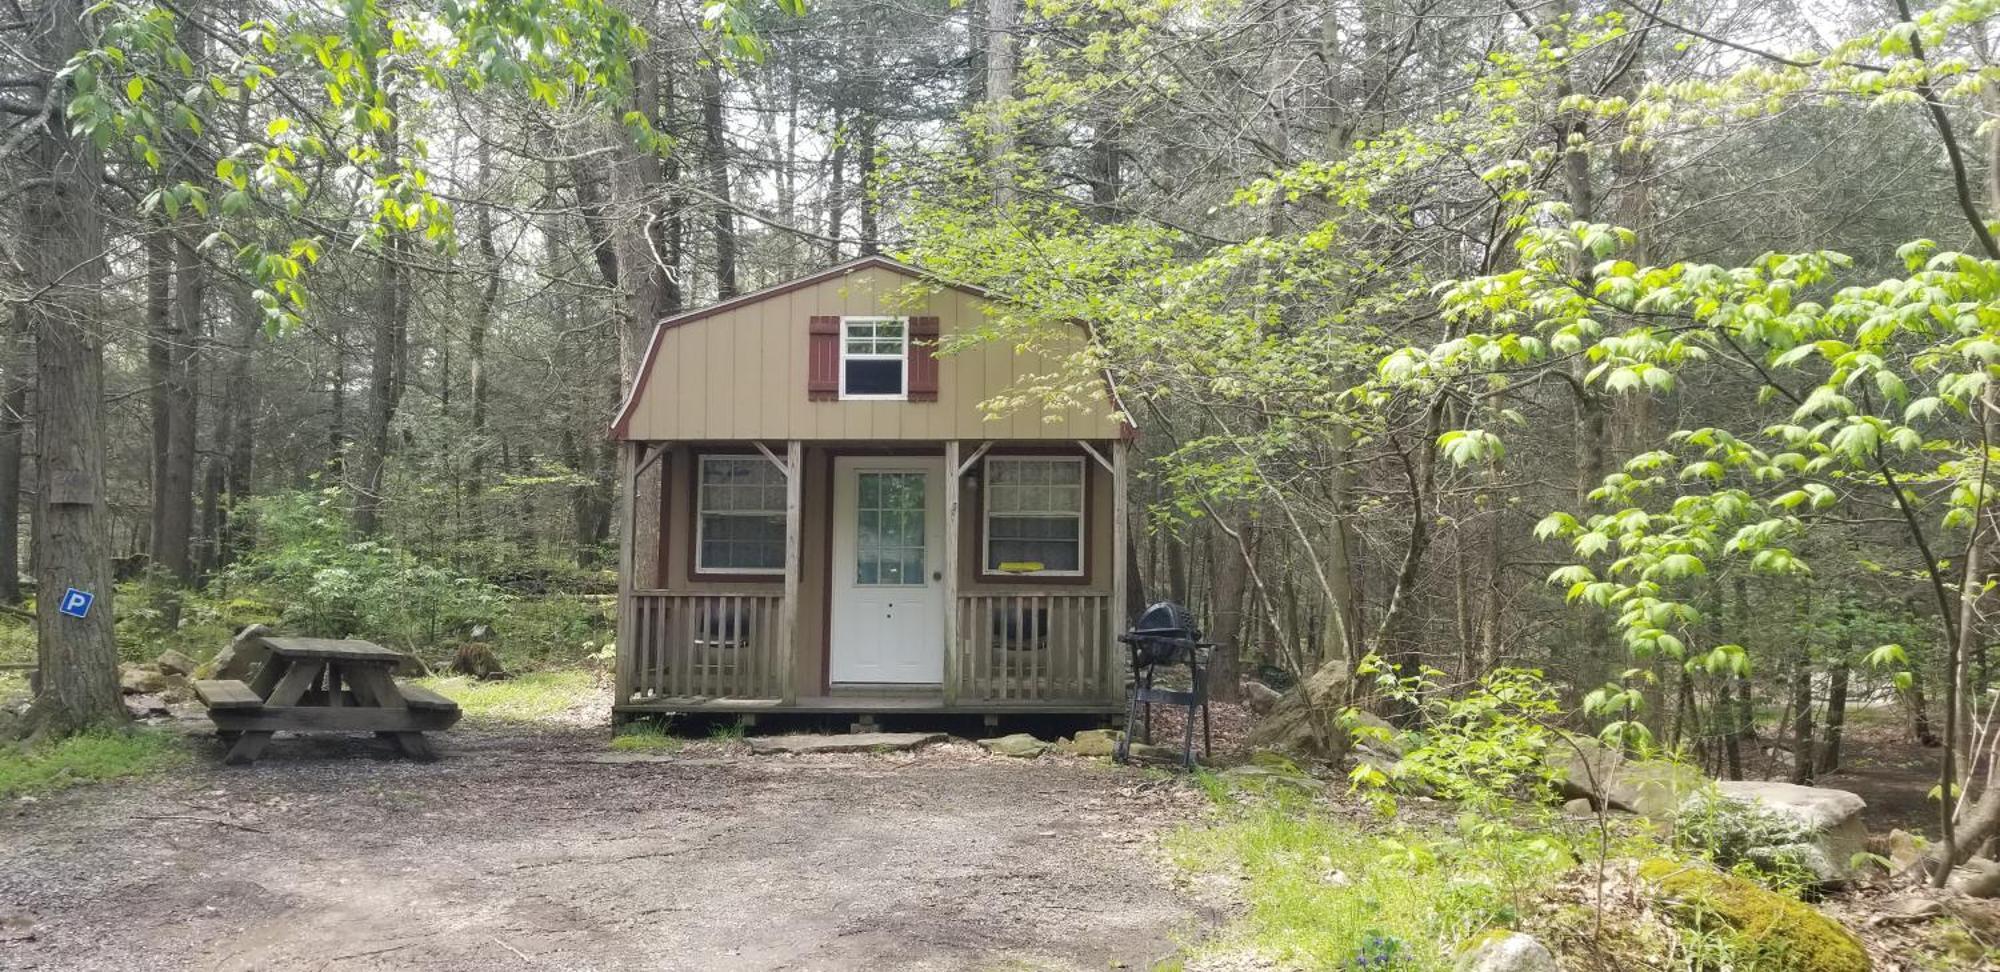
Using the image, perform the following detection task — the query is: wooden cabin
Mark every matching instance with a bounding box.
[609,256,1135,721]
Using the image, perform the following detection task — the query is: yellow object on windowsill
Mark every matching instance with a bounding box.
[998,562,1045,574]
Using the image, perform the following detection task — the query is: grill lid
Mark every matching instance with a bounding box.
[1127,600,1200,639]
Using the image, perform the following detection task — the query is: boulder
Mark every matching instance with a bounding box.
[1551,738,1704,818]
[1639,860,1871,972]
[1239,679,1282,715]
[1453,931,1558,972]
[1124,742,1189,766]
[1563,798,1598,818]
[979,733,1052,758]
[1882,829,1927,875]
[1243,658,1352,758]
[118,664,170,695]
[154,650,196,677]
[123,694,170,719]
[1058,728,1121,757]
[210,623,272,681]
[1948,858,2000,899]
[1709,780,1869,884]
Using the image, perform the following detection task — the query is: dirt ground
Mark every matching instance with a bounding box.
[0,724,1214,972]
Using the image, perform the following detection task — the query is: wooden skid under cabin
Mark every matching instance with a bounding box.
[609,257,1136,718]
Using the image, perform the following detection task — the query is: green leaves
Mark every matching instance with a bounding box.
[1436,429,1505,467]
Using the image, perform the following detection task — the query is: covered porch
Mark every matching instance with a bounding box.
[612,438,1132,716]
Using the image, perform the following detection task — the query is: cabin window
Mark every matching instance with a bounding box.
[982,457,1085,576]
[840,317,907,399]
[696,456,786,574]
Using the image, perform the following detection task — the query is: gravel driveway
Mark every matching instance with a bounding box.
[0,727,1210,971]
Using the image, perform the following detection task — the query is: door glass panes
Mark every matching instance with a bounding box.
[856,472,926,586]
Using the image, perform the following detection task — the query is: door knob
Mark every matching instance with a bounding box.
[932,570,942,581]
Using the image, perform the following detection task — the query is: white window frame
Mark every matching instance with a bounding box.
[980,456,1087,578]
[694,454,787,576]
[838,316,909,401]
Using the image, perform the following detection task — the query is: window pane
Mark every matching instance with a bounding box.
[845,359,903,396]
[701,513,783,570]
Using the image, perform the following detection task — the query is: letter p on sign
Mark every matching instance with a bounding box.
[58,587,93,619]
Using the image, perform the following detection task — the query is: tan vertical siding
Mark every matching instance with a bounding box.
[623,267,1124,441]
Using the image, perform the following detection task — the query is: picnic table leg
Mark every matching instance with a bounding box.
[345,664,438,761]
[225,659,324,765]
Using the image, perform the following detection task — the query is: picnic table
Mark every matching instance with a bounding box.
[194,637,460,765]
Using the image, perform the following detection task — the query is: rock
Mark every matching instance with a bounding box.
[1058,728,1121,757]
[1123,742,1188,766]
[118,664,170,695]
[0,911,34,943]
[210,623,272,680]
[1346,709,1404,758]
[1551,738,1705,818]
[158,674,193,703]
[1710,780,1869,884]
[1243,658,1352,759]
[1452,931,1558,972]
[979,733,1052,758]
[1563,798,1598,818]
[749,732,946,755]
[1948,857,2000,899]
[470,623,494,641]
[123,694,169,719]
[1639,859,1871,972]
[1239,679,1282,715]
[154,649,197,676]
[449,642,507,680]
[1882,829,1928,875]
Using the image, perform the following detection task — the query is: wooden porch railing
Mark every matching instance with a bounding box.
[627,591,786,701]
[954,591,1117,702]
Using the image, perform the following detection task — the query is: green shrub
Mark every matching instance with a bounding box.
[216,489,508,653]
[0,730,186,798]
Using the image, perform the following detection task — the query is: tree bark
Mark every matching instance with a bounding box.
[1819,656,1849,775]
[700,63,738,297]
[20,0,123,737]
[0,306,27,603]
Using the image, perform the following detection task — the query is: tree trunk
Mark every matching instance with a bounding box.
[20,0,123,737]
[985,0,1019,204]
[1819,657,1849,775]
[0,307,27,603]
[1208,516,1251,700]
[700,64,738,297]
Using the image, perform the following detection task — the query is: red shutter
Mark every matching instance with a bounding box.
[808,315,840,400]
[908,316,940,402]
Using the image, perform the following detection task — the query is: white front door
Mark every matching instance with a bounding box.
[829,456,947,684]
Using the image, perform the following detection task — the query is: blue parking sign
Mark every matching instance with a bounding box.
[57,588,93,619]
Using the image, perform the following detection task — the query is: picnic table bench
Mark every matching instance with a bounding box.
[195,636,460,765]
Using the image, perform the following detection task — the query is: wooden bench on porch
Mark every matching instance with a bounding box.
[194,636,461,765]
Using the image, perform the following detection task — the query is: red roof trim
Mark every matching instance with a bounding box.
[609,255,1137,440]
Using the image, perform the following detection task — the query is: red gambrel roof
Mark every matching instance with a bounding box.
[609,255,1135,440]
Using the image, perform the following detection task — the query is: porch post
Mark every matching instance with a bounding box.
[614,440,637,711]
[942,440,961,705]
[780,439,802,704]
[1109,439,1131,701]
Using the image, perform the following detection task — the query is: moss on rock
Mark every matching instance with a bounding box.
[1638,859,1870,972]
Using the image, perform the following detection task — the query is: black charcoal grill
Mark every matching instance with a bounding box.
[1115,601,1213,769]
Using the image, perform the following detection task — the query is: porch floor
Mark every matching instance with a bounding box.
[616,693,1126,716]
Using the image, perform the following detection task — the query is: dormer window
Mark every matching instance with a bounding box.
[840,317,907,399]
